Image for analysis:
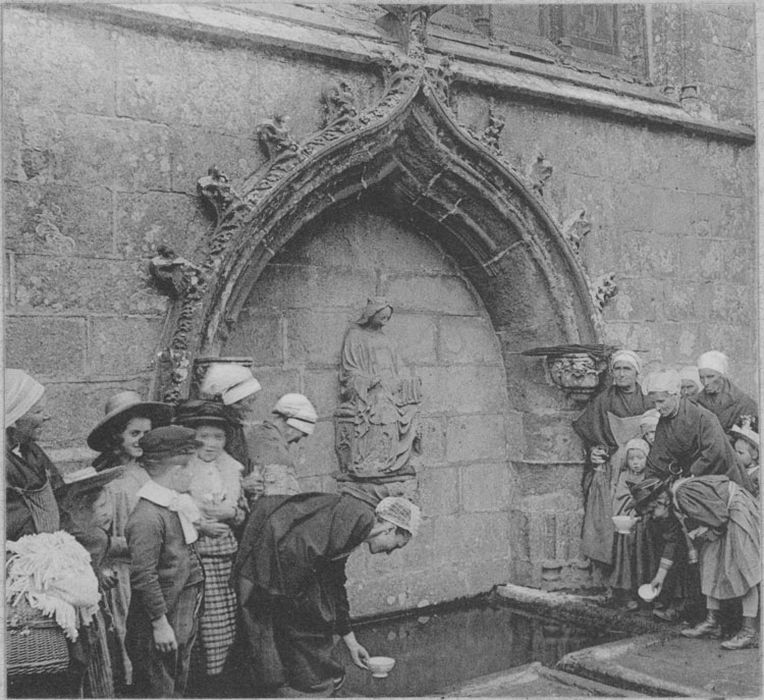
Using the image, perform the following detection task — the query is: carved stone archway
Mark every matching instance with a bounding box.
[155,7,604,401]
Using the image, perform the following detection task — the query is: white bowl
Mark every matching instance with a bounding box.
[612,515,637,534]
[367,656,395,678]
[638,583,659,602]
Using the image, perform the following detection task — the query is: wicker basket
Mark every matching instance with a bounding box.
[6,597,69,677]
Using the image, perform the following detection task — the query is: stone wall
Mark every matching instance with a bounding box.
[3,4,758,608]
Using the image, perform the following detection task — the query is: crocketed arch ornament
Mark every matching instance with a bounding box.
[155,6,603,402]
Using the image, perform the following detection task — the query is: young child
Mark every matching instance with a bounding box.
[175,400,246,690]
[731,418,759,497]
[125,426,204,699]
[610,438,652,610]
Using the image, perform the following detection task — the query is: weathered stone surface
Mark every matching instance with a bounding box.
[522,413,584,465]
[3,9,116,117]
[382,274,480,316]
[243,265,375,313]
[411,414,447,466]
[512,462,584,500]
[4,182,114,256]
[18,109,172,192]
[418,365,507,416]
[89,316,164,376]
[6,315,87,377]
[115,191,209,259]
[384,313,437,365]
[438,316,503,365]
[222,312,283,366]
[294,207,449,273]
[446,414,507,463]
[284,310,350,366]
[11,254,167,314]
[461,462,513,512]
[294,419,336,478]
[41,378,152,449]
[418,466,459,517]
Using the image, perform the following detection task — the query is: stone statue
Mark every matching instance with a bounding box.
[334,297,422,505]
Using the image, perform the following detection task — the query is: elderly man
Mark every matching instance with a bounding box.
[232,494,420,696]
[694,351,758,432]
[644,369,751,490]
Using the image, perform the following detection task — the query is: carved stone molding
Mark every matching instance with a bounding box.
[155,8,602,402]
[526,152,553,196]
[480,98,505,154]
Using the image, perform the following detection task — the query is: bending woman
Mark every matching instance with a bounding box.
[631,475,760,650]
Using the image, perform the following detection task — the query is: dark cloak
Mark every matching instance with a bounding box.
[647,399,751,490]
[572,384,651,452]
[694,378,758,432]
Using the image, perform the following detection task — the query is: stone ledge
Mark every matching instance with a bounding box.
[28,3,755,144]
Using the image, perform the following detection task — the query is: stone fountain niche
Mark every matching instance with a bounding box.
[153,7,613,613]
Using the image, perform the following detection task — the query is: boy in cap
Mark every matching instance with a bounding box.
[232,493,420,696]
[124,426,205,698]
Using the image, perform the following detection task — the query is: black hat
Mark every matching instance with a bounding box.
[174,399,233,432]
[629,477,669,515]
[139,425,201,461]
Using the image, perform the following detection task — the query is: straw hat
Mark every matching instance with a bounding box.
[629,477,669,515]
[87,391,173,453]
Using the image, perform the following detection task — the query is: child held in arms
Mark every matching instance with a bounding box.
[730,418,759,497]
[610,438,652,611]
[125,426,205,699]
[175,400,247,693]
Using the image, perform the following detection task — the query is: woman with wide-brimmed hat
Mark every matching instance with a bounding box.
[175,399,247,693]
[631,474,760,650]
[87,391,173,693]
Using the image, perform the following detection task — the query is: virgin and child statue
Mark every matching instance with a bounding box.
[334,297,422,506]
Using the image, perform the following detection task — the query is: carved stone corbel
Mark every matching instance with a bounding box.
[560,209,591,254]
[522,344,613,402]
[148,245,202,299]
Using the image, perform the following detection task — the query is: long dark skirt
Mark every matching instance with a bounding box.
[610,518,654,593]
[239,595,343,695]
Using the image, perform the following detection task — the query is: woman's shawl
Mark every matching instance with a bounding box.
[673,475,731,529]
[233,493,375,600]
[695,378,758,432]
[572,384,651,450]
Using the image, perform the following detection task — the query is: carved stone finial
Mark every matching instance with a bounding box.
[561,209,591,253]
[321,80,359,129]
[480,99,505,153]
[381,4,444,56]
[591,272,618,311]
[548,353,608,401]
[527,152,553,196]
[149,244,202,299]
[426,54,455,108]
[256,114,301,162]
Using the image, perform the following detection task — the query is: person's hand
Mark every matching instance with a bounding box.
[649,570,666,593]
[201,501,236,522]
[590,446,609,465]
[242,472,264,497]
[342,631,370,670]
[152,616,178,653]
[196,518,229,538]
[99,567,118,590]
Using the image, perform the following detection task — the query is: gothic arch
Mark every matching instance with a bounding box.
[155,12,603,401]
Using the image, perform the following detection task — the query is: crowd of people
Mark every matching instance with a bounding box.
[6,362,420,699]
[5,343,760,698]
[573,349,760,651]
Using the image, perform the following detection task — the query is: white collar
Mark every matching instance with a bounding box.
[137,480,200,544]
